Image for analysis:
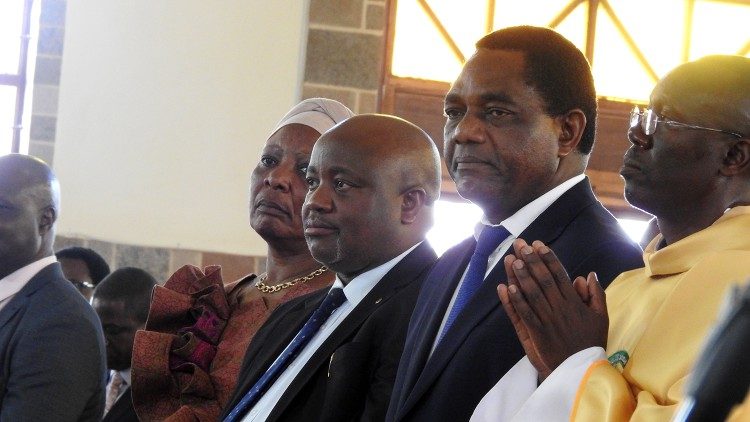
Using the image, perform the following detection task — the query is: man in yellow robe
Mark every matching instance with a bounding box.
[470,54,750,421]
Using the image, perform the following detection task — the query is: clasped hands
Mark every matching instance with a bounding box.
[497,239,608,382]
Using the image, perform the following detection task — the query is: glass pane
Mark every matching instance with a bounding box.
[391,0,750,102]
[494,0,587,55]
[617,218,649,244]
[0,85,18,154]
[426,200,649,255]
[607,0,684,79]
[427,199,482,255]
[691,1,750,60]
[592,7,660,101]
[429,0,487,59]
[392,0,465,82]
[552,2,587,51]
[0,0,25,74]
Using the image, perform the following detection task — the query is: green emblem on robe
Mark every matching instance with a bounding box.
[608,350,629,371]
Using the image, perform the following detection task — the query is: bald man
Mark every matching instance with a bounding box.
[222,114,441,421]
[472,55,750,421]
[0,154,107,420]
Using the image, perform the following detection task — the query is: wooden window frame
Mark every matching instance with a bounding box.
[1,0,34,153]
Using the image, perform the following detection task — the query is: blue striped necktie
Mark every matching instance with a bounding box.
[224,287,347,422]
[438,225,510,343]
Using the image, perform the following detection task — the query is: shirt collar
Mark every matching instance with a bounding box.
[0,255,57,303]
[120,368,131,386]
[476,174,585,239]
[330,241,423,306]
[643,206,750,276]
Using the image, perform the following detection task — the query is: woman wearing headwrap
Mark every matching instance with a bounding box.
[130,98,355,421]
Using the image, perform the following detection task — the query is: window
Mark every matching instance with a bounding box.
[381,0,748,227]
[427,199,649,255]
[390,0,750,102]
[0,0,34,154]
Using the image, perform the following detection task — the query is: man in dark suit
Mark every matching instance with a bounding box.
[386,26,644,422]
[221,114,442,421]
[0,153,107,420]
[92,267,157,422]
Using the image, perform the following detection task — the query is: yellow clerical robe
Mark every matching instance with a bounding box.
[572,206,750,421]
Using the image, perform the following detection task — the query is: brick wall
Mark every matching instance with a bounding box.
[27,0,66,165]
[302,0,386,113]
[37,0,384,282]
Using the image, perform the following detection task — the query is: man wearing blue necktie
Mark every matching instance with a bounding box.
[221,114,442,421]
[386,26,644,422]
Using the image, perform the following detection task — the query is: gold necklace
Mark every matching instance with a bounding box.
[255,266,328,293]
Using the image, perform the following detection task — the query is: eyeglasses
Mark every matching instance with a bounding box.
[630,106,743,139]
[70,280,95,291]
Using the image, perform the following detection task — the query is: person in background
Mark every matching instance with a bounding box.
[387,26,643,422]
[131,98,353,421]
[0,154,106,421]
[56,246,111,301]
[93,267,157,422]
[472,54,750,421]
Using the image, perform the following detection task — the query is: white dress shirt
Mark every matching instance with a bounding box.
[429,175,586,355]
[0,255,58,312]
[106,368,132,400]
[242,242,422,422]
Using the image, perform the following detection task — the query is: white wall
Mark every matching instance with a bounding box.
[54,1,308,256]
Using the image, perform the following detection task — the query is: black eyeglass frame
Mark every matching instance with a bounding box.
[629,106,744,139]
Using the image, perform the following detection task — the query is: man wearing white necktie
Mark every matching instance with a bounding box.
[92,267,157,422]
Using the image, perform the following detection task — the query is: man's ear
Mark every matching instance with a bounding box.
[401,188,428,224]
[38,206,57,236]
[557,109,586,157]
[720,139,750,176]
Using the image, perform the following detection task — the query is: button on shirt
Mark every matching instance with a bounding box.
[430,175,585,355]
[242,242,422,422]
[0,256,58,312]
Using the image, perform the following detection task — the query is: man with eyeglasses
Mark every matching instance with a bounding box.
[56,246,111,301]
[470,54,750,421]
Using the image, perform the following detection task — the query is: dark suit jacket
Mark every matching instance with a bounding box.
[222,242,438,422]
[0,262,107,421]
[387,179,644,422]
[102,387,138,422]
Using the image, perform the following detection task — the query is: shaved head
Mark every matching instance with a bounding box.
[0,154,60,279]
[655,55,750,141]
[303,114,441,280]
[622,55,750,244]
[0,154,60,206]
[320,114,442,205]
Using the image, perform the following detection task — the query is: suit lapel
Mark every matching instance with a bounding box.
[0,297,26,330]
[268,242,437,421]
[394,238,474,408]
[227,289,328,411]
[103,387,135,421]
[0,263,59,330]
[400,179,598,416]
